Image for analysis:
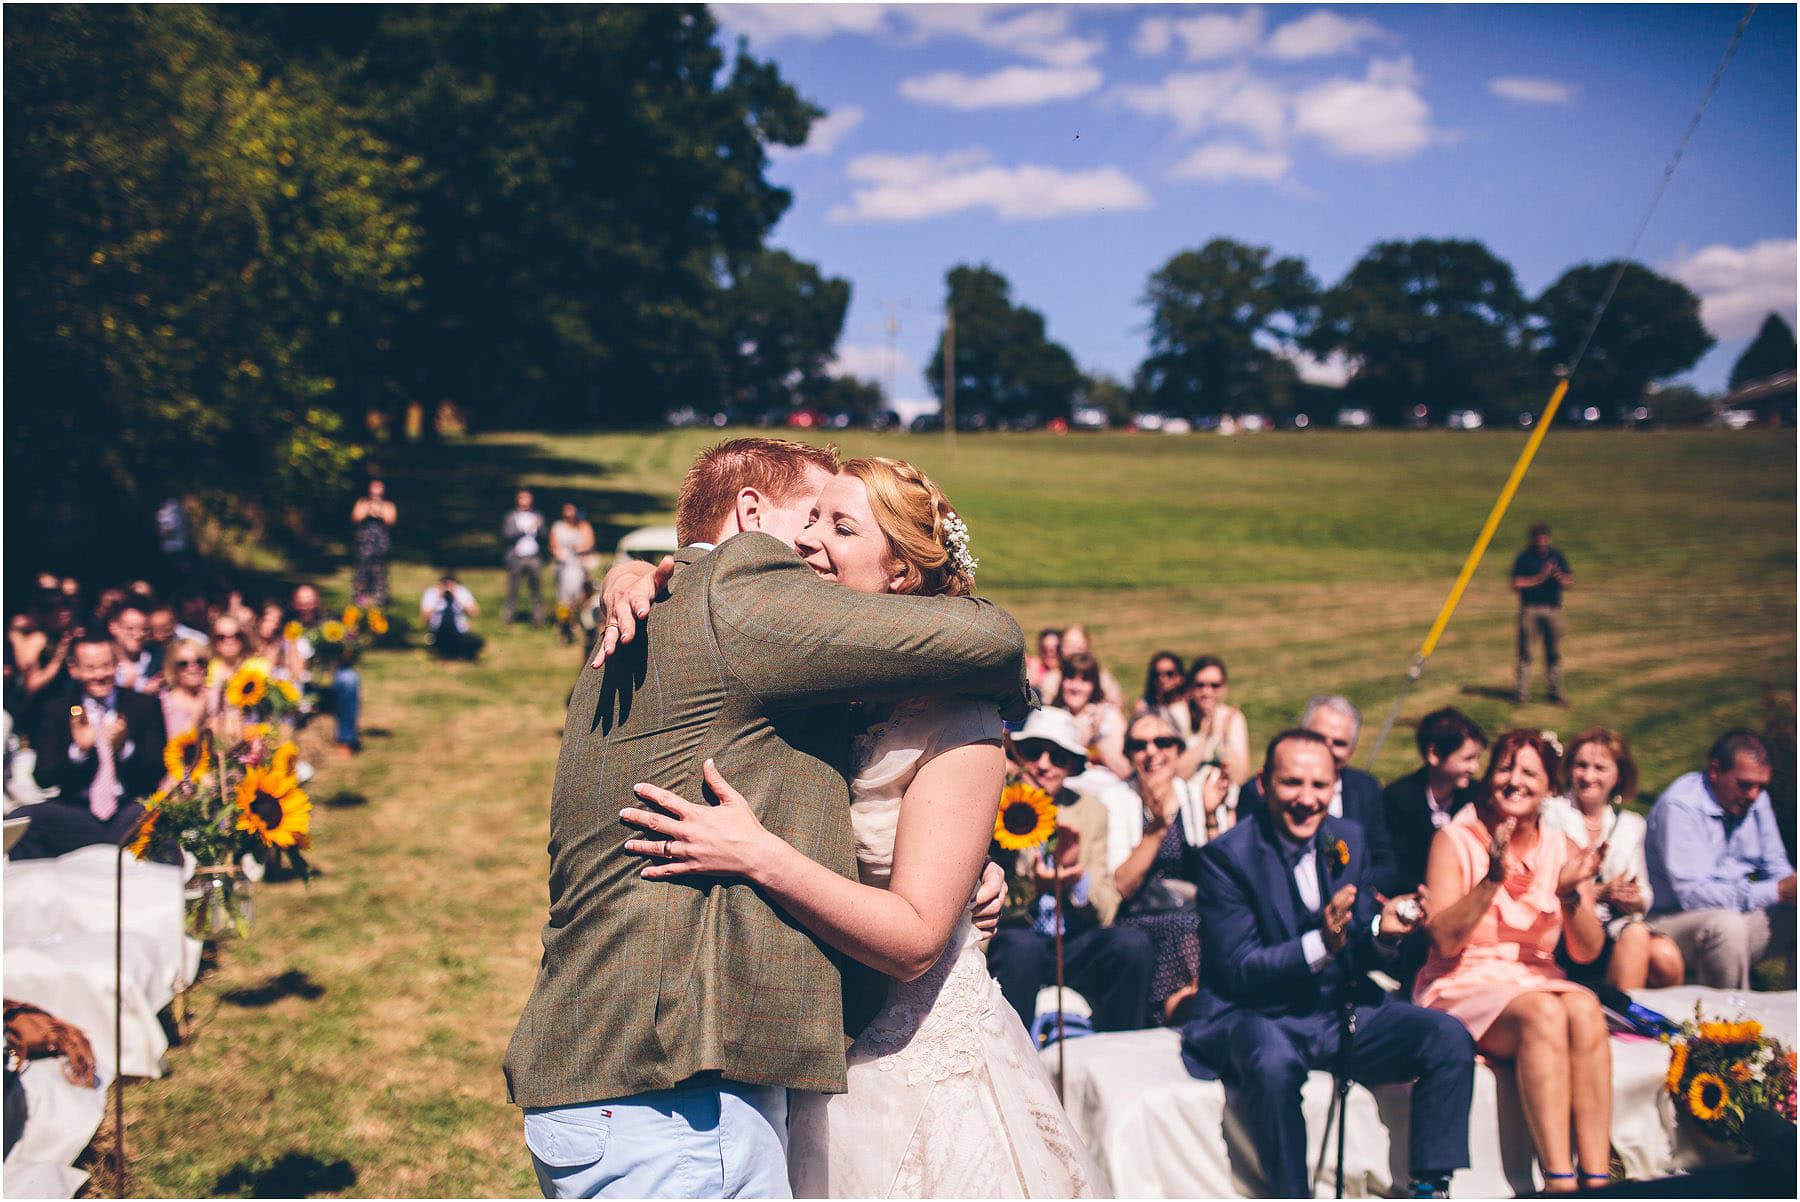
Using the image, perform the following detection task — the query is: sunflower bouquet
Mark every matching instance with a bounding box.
[1663,1002,1797,1150]
[223,661,303,721]
[135,724,312,938]
[991,774,1059,919]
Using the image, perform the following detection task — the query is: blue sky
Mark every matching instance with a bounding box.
[716,3,1798,404]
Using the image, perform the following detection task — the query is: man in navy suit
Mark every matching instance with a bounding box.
[1238,695,1403,897]
[1182,730,1475,1199]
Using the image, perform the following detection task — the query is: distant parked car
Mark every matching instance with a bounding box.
[616,525,680,564]
[1446,408,1484,430]
[786,409,826,430]
[665,405,703,428]
[1131,413,1167,433]
[1162,417,1193,435]
[1569,405,1603,427]
[1280,413,1312,430]
[1335,407,1373,429]
[1404,404,1430,430]
[955,410,992,433]
[909,413,944,433]
[1046,416,1069,434]
[1717,407,1757,430]
[1237,413,1270,433]
[1071,405,1109,431]
[868,409,901,432]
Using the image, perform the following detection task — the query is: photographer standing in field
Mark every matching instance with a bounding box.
[1511,522,1572,705]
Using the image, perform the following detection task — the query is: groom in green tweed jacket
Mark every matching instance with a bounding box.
[504,438,1032,1198]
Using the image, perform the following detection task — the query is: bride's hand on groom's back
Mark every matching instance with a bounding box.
[590,555,675,668]
[621,759,775,881]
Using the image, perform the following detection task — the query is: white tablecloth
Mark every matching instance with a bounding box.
[1042,987,1795,1197]
[4,845,202,1197]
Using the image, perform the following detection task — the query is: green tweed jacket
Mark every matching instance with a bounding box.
[503,532,1030,1107]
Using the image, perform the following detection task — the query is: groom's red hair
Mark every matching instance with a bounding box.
[675,437,841,548]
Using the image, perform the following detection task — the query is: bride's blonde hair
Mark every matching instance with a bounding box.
[839,456,974,598]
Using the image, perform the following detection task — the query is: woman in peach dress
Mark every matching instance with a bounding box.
[1415,730,1612,1192]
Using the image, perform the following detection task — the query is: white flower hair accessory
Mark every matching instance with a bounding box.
[1540,729,1564,758]
[942,511,978,579]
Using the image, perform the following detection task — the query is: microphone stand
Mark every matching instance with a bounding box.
[1334,998,1356,1200]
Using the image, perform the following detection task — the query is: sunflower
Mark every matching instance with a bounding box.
[343,604,362,629]
[273,678,301,706]
[367,609,389,635]
[225,664,269,707]
[1664,1040,1689,1094]
[993,779,1056,851]
[1699,1019,1763,1044]
[1686,1072,1730,1123]
[320,620,346,643]
[282,621,303,642]
[269,741,300,781]
[127,806,160,858]
[235,765,312,849]
[163,727,213,782]
[240,722,274,746]
[1331,839,1350,869]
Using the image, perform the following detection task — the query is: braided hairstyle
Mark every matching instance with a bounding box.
[838,456,974,598]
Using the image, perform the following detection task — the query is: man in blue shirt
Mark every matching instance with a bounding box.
[1646,730,1796,989]
[1511,522,1573,704]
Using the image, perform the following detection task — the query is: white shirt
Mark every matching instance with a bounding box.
[1425,782,1456,830]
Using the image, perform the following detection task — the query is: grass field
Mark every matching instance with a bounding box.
[116,428,1794,1197]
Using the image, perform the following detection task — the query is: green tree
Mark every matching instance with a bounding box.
[5,5,419,579]
[718,249,851,415]
[1135,239,1318,417]
[926,265,1081,423]
[1307,238,1533,425]
[1729,313,1797,390]
[1642,384,1715,426]
[815,375,888,423]
[249,5,822,430]
[1533,262,1713,419]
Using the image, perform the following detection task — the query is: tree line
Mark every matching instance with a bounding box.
[928,242,1790,430]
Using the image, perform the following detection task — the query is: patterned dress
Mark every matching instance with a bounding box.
[1114,814,1201,1024]
[787,696,1100,1198]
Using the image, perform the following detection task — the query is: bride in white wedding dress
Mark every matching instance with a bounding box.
[619,456,1100,1199]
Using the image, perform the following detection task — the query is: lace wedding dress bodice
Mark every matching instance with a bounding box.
[787,697,1101,1199]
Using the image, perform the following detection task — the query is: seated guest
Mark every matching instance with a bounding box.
[1053,652,1131,782]
[1542,729,1684,990]
[255,602,304,683]
[1646,730,1796,990]
[1104,713,1232,1025]
[985,708,1154,1034]
[158,638,216,743]
[1240,695,1402,897]
[1416,730,1611,1192]
[1173,656,1251,786]
[1039,624,1126,710]
[204,614,267,693]
[1132,650,1187,722]
[1181,730,1470,1200]
[108,602,161,695]
[14,636,167,860]
[1385,707,1488,893]
[422,572,484,661]
[290,585,362,756]
[1025,626,1061,692]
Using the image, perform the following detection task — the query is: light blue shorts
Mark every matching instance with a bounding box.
[524,1077,790,1199]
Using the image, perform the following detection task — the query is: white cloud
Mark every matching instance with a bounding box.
[901,65,1102,110]
[1115,68,1287,144]
[1134,9,1265,61]
[905,6,1103,67]
[1265,10,1389,61]
[1663,239,1798,340]
[829,148,1151,223]
[716,5,891,43]
[1291,57,1437,161]
[1170,142,1290,184]
[1276,347,1357,388]
[828,343,910,385]
[774,105,864,157]
[1489,76,1579,106]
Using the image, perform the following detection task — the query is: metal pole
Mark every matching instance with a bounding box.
[942,302,956,455]
[114,841,126,1197]
[1334,1001,1356,1199]
[1053,854,1066,1101]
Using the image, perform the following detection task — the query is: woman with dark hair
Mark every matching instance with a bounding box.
[1416,730,1612,1192]
[1132,651,1187,722]
[1025,627,1062,692]
[1174,655,1250,785]
[1053,652,1131,781]
[1541,728,1684,991]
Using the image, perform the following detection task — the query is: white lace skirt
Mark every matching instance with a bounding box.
[788,923,1103,1198]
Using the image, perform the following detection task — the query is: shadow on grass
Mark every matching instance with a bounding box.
[319,790,369,809]
[1459,684,1522,704]
[214,1151,356,1197]
[379,437,666,571]
[221,970,327,1008]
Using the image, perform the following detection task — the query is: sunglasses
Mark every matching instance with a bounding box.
[1017,740,1086,771]
[1155,667,1183,678]
[173,658,204,668]
[1126,735,1184,754]
[1190,679,1225,690]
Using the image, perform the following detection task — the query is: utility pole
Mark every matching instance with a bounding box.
[881,300,899,411]
[942,301,956,454]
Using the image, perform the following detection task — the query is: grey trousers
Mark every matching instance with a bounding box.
[505,554,545,623]
[1648,906,1796,990]
[1515,604,1565,700]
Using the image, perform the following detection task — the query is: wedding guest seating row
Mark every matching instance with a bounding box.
[1043,986,1795,1198]
[4,844,202,1196]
